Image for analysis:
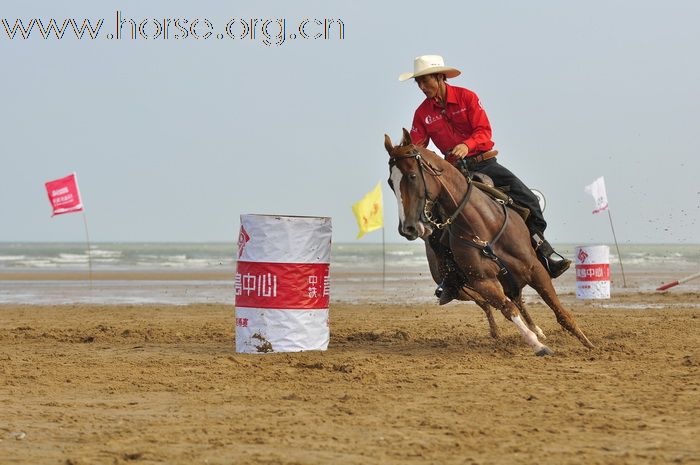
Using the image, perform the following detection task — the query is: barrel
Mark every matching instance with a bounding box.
[234,214,332,353]
[575,245,611,299]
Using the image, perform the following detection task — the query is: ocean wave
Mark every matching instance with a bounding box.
[16,259,59,268]
[55,254,90,264]
[92,258,120,263]
[386,250,418,256]
[89,249,123,258]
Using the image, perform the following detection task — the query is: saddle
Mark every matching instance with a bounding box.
[454,152,528,222]
[470,172,494,187]
[471,178,530,223]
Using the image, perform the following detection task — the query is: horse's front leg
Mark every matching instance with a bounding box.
[469,278,553,356]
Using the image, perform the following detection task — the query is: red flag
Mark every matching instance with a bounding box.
[45,173,84,216]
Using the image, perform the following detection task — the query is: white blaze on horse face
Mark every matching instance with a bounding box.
[390,166,406,225]
[511,315,546,352]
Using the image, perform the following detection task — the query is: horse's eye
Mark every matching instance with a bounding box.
[409,173,417,180]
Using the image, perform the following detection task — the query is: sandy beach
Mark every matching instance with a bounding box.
[1,282,699,464]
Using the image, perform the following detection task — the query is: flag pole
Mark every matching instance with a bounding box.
[382,226,386,290]
[657,271,700,291]
[606,209,627,288]
[82,211,93,289]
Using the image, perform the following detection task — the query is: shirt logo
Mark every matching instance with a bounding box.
[424,114,443,125]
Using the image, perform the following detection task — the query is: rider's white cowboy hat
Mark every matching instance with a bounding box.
[398,55,461,82]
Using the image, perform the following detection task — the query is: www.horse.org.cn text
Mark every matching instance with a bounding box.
[0,11,346,46]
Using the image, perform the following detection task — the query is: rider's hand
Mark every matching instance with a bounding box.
[450,143,470,159]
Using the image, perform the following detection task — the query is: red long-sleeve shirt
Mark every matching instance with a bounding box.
[410,83,495,160]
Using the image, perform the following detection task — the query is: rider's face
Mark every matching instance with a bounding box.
[415,74,442,99]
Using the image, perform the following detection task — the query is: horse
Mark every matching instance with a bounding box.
[384,129,594,356]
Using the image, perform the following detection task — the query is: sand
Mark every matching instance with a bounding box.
[1,291,699,465]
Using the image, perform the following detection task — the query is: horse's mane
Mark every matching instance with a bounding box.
[411,145,452,174]
[386,129,461,178]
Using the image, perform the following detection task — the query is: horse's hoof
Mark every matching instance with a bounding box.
[535,346,554,357]
[580,335,595,349]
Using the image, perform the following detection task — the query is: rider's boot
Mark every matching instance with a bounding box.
[532,233,571,279]
[429,228,464,305]
[435,256,463,305]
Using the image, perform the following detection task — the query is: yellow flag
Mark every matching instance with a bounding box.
[352,182,384,239]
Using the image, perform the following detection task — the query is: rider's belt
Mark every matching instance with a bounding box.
[467,150,498,165]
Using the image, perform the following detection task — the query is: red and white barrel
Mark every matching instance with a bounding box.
[575,245,611,299]
[234,214,332,353]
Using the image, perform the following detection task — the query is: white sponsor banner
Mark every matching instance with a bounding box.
[235,308,329,353]
[575,245,610,299]
[238,215,332,263]
[235,214,332,354]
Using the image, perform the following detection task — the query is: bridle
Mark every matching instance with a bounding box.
[388,148,474,230]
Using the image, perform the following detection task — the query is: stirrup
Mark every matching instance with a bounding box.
[532,233,571,278]
[545,256,571,278]
[540,250,571,279]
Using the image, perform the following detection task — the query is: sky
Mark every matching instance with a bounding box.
[1,0,699,244]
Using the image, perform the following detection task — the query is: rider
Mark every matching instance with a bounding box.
[399,54,571,304]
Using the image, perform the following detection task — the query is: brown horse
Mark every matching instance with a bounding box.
[384,129,594,355]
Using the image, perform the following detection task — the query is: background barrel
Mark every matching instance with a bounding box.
[575,245,611,299]
[235,214,332,353]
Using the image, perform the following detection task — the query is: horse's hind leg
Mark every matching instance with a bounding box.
[469,279,552,356]
[514,296,546,340]
[462,288,500,339]
[529,267,594,349]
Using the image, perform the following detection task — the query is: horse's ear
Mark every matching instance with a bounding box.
[384,134,394,156]
[401,128,411,146]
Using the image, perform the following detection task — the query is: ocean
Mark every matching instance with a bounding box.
[2,242,699,272]
[0,242,698,305]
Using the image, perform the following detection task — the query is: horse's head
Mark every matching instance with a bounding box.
[384,128,442,241]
